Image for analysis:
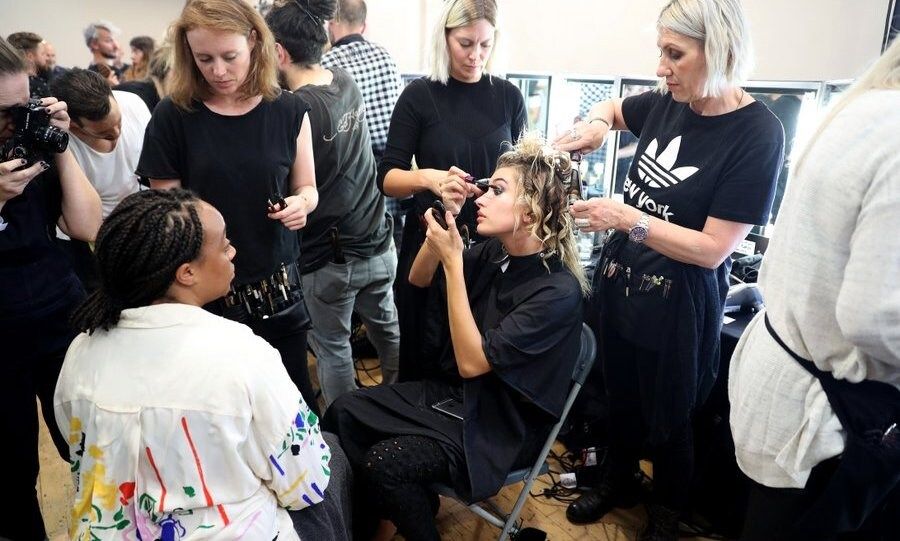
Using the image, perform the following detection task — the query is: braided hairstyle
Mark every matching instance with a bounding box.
[496,132,590,295]
[266,0,337,67]
[71,189,205,334]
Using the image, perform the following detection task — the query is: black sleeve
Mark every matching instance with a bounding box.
[482,275,583,415]
[376,79,425,194]
[508,82,527,142]
[135,98,185,183]
[709,114,784,225]
[41,168,63,227]
[621,90,664,137]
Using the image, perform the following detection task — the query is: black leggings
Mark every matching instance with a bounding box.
[362,435,449,541]
[602,324,694,510]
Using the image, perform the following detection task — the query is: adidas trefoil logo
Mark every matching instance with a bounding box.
[636,136,699,189]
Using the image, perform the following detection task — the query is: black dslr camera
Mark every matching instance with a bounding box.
[1,98,69,165]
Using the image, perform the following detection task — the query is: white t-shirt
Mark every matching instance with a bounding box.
[55,303,331,540]
[69,90,151,217]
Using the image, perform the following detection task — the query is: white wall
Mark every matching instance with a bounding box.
[364,0,890,82]
[1,0,890,82]
[0,0,185,70]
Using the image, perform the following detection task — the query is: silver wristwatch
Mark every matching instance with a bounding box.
[628,212,650,243]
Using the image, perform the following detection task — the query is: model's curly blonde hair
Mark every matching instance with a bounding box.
[497,132,590,295]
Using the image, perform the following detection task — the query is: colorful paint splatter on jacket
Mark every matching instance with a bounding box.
[54,304,332,540]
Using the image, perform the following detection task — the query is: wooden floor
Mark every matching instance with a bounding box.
[38,356,713,540]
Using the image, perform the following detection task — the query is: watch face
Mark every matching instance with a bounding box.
[629,226,649,243]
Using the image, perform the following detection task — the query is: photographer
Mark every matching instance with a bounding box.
[0,37,101,541]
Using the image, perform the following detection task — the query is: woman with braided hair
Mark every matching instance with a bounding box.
[56,189,350,540]
[324,133,588,540]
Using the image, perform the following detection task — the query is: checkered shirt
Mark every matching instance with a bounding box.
[321,37,402,157]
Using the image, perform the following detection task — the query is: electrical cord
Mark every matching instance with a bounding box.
[529,449,734,539]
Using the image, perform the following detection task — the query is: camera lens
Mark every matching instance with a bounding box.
[33,126,69,153]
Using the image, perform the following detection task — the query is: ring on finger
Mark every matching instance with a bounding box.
[574,217,590,228]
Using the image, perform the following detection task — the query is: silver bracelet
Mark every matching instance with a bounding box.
[588,116,611,129]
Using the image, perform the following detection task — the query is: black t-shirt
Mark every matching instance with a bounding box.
[621,90,783,231]
[0,167,74,316]
[377,74,527,231]
[137,92,310,284]
[293,67,390,274]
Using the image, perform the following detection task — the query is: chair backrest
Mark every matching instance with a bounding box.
[572,322,597,386]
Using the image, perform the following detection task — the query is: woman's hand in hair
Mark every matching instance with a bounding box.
[569,197,636,233]
[268,194,310,231]
[553,119,608,155]
[554,98,625,155]
[423,207,464,269]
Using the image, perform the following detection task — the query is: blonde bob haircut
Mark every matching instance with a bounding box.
[656,0,753,98]
[427,0,498,85]
[169,0,279,110]
[496,132,591,296]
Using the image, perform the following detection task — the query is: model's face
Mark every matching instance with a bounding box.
[131,47,145,66]
[475,166,523,237]
[186,27,255,97]
[0,73,29,144]
[93,28,120,60]
[74,96,122,143]
[446,19,495,83]
[192,202,236,303]
[656,28,707,103]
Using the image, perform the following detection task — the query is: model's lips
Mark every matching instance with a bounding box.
[476,211,486,221]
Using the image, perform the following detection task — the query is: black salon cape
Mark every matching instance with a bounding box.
[323,239,583,502]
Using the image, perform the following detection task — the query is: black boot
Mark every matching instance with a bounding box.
[566,471,642,525]
[638,503,680,541]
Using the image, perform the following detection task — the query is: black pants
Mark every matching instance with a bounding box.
[602,324,694,510]
[741,457,897,541]
[0,276,83,541]
[213,294,319,417]
[251,323,318,417]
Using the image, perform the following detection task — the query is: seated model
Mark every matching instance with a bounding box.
[323,134,590,540]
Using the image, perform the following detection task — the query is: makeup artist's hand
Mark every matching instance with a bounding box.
[268,194,310,230]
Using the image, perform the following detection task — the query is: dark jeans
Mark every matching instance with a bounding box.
[602,324,694,510]
[0,274,84,541]
[741,457,897,541]
[289,432,353,541]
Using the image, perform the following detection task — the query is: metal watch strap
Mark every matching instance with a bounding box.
[628,212,650,243]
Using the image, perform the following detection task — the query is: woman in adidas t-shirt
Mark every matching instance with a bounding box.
[555,0,783,536]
